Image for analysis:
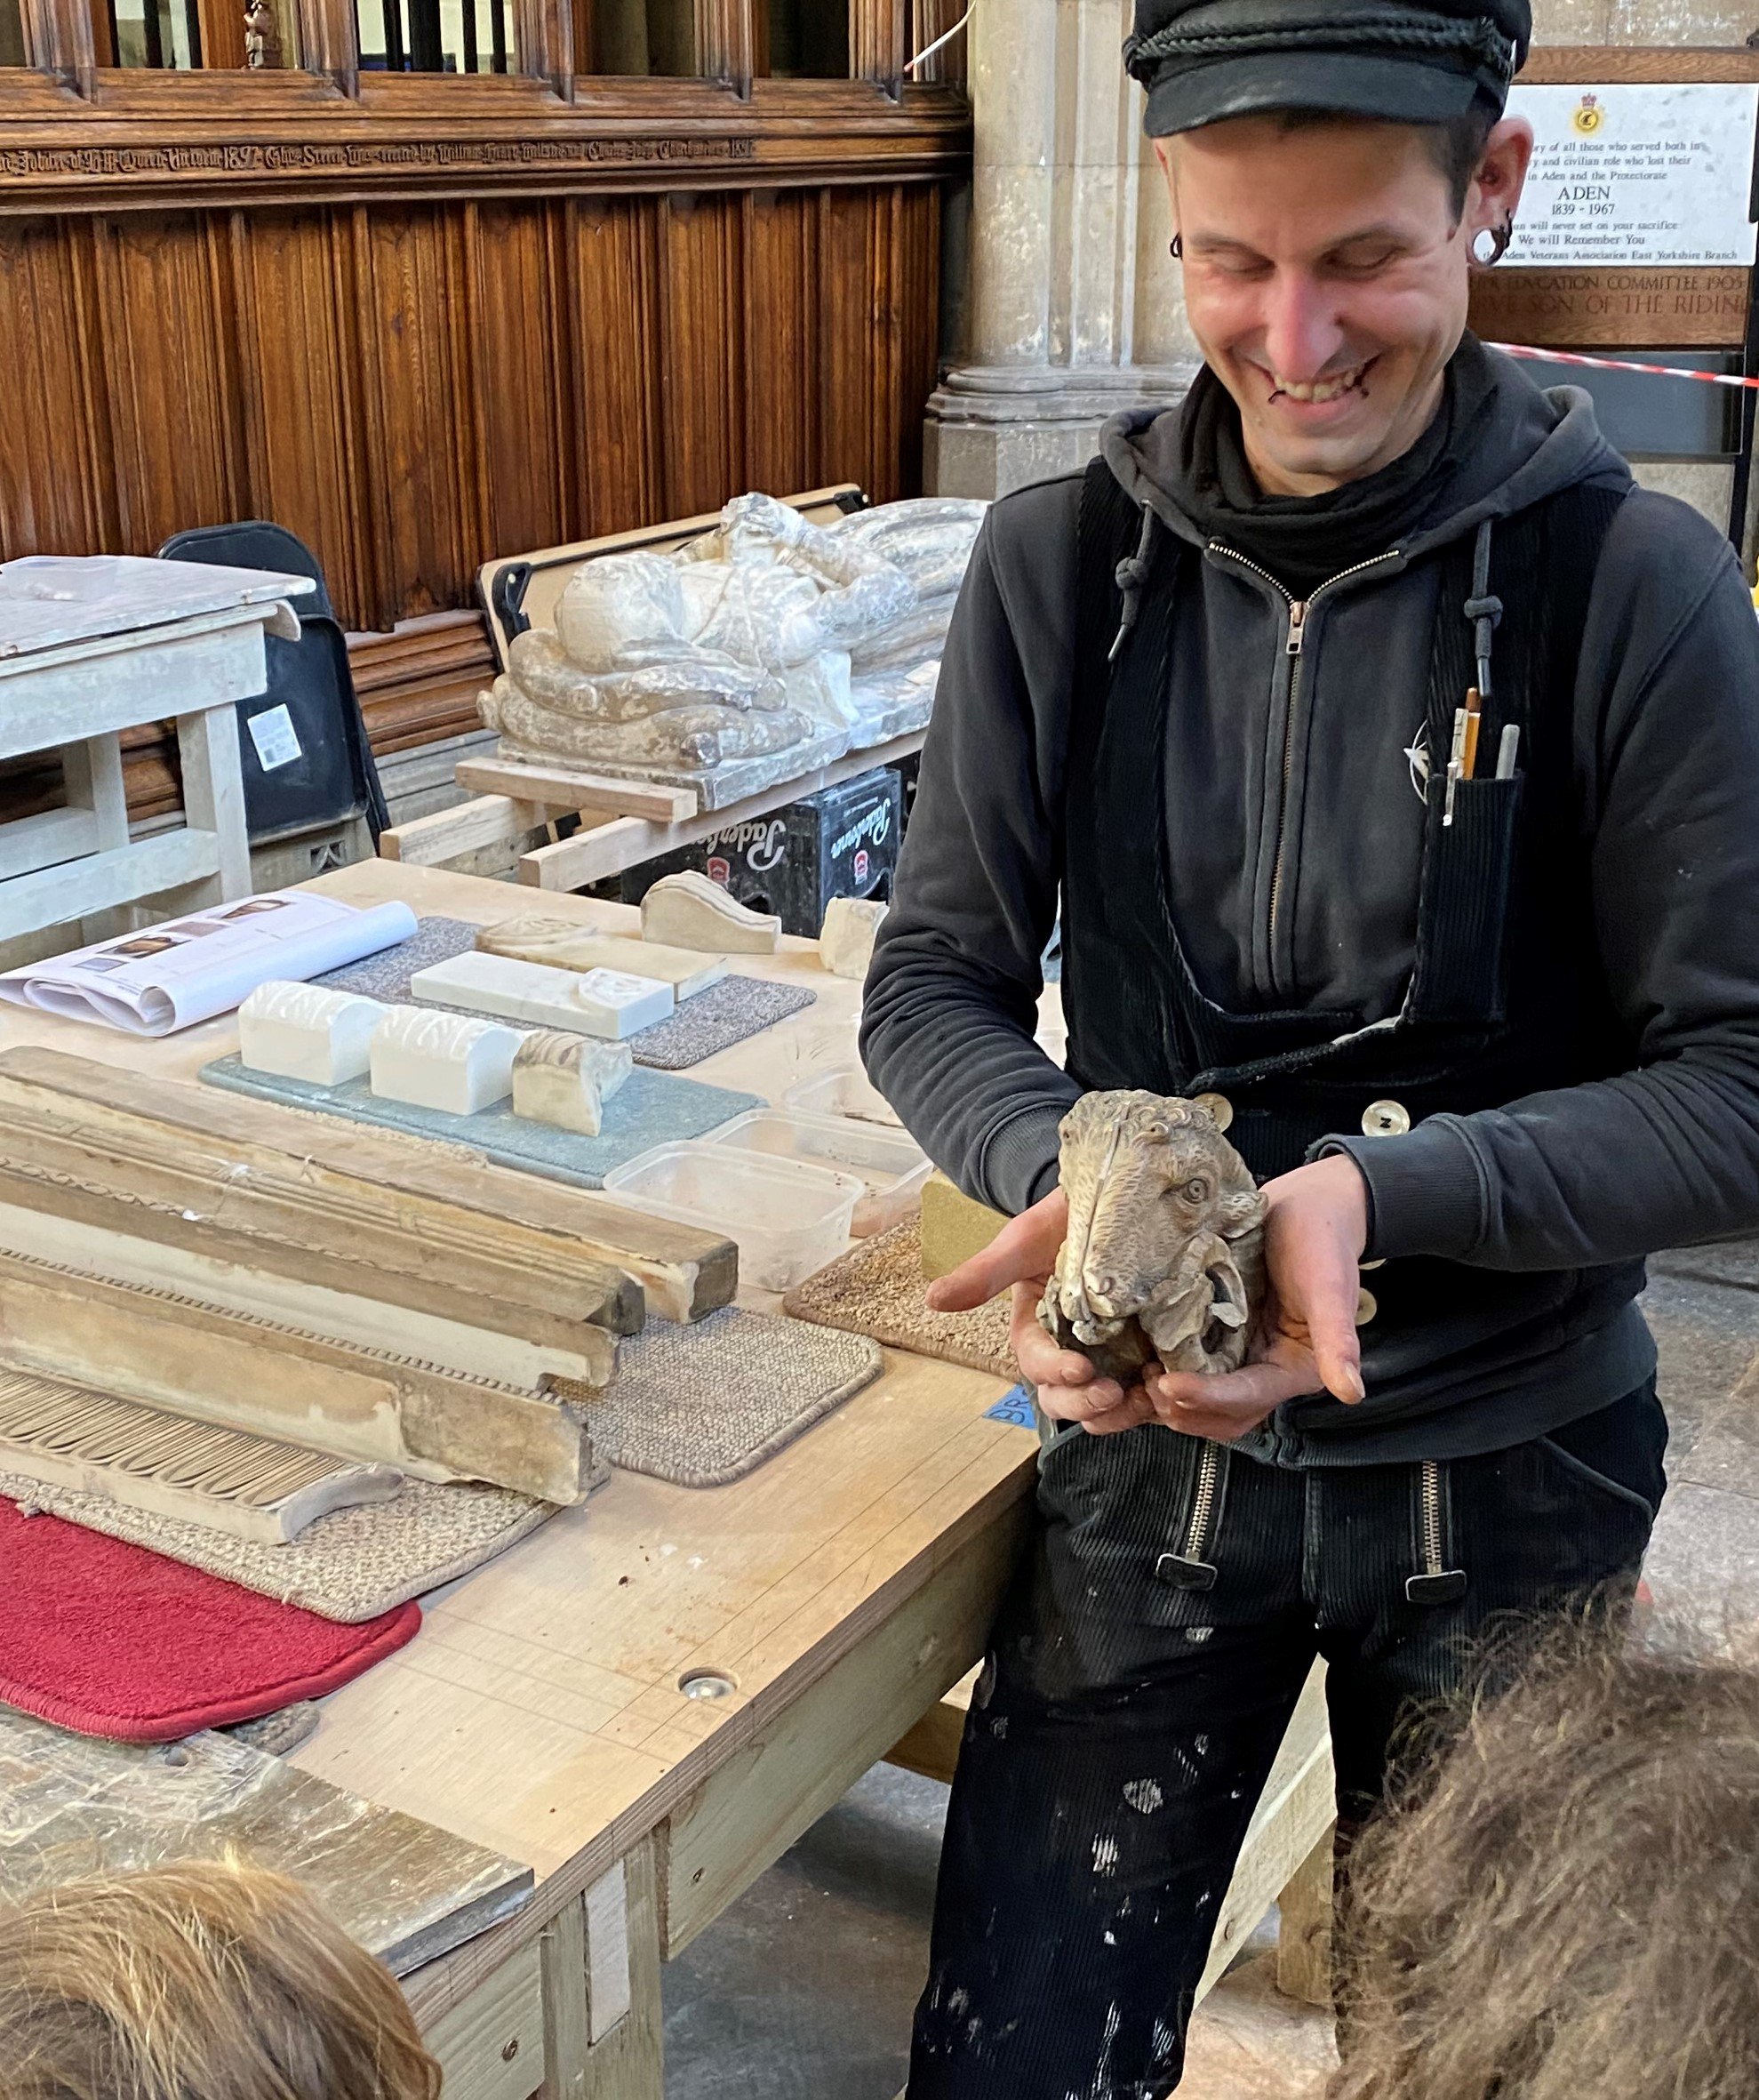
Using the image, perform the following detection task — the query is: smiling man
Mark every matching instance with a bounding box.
[860,3,1759,2096]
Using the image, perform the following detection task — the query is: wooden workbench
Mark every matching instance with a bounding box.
[0,862,1335,2096]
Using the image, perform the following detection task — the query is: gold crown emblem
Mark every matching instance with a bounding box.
[1572,93,1603,136]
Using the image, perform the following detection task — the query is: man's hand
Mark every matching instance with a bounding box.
[925,1188,1157,1436]
[1147,1153,1370,1442]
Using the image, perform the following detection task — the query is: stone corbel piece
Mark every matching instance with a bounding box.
[640,871,780,954]
[370,1007,523,1116]
[238,980,384,1086]
[1039,1091,1267,1383]
[512,1031,634,1137]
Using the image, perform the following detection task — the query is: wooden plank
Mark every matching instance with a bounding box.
[0,827,219,943]
[424,1939,548,2100]
[380,794,547,867]
[0,805,98,882]
[16,0,94,92]
[176,704,251,903]
[1469,265,1750,350]
[0,1243,599,1503]
[662,1496,1029,1954]
[1519,45,1759,86]
[540,1834,664,2100]
[1195,1663,1335,2006]
[0,1047,736,1326]
[883,1663,976,1786]
[457,756,699,824]
[1275,1829,1336,2010]
[517,731,927,891]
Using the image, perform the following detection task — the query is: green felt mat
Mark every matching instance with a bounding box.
[199,1054,760,1190]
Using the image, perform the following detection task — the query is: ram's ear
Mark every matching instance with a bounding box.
[1217,1183,1266,1240]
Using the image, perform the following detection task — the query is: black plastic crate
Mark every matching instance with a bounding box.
[620,765,903,937]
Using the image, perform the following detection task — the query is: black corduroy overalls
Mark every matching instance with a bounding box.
[906,468,1668,2100]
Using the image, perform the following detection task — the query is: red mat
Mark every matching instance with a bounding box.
[0,1497,419,1743]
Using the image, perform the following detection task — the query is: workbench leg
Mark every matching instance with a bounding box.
[175,704,252,903]
[539,1831,664,2100]
[62,734,131,943]
[1275,1825,1336,2008]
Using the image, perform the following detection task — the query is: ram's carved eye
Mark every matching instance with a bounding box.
[1180,1177,1211,1203]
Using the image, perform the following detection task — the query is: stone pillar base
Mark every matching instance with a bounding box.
[924,362,1201,500]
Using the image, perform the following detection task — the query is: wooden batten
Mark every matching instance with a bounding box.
[0,1246,597,1503]
[18,0,95,95]
[0,1048,738,1324]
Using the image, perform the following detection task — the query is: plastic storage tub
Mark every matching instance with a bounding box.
[781,1063,903,1128]
[704,1108,930,1238]
[603,1142,863,1292]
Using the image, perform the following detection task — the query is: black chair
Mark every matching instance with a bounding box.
[156,520,389,846]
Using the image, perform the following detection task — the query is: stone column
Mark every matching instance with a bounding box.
[925,0,1202,499]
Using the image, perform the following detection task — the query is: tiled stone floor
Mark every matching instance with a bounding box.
[662,1256,1759,2097]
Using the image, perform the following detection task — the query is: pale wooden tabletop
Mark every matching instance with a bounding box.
[0,862,1049,2016]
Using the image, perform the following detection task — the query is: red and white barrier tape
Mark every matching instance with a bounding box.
[1490,342,1759,390]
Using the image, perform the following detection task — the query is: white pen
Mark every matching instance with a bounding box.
[1495,724,1521,781]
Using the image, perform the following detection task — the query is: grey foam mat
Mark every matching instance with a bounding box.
[318,917,816,1070]
[199,1054,760,1190]
[569,1309,883,1487]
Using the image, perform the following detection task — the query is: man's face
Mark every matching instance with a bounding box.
[1160,116,1527,496]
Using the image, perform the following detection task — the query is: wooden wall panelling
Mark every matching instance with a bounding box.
[462,198,578,566]
[228,206,375,629]
[19,0,93,92]
[354,203,480,630]
[907,0,965,84]
[817,184,884,499]
[740,188,818,496]
[695,0,752,95]
[655,189,744,518]
[292,0,357,91]
[893,178,939,495]
[514,0,573,98]
[852,0,904,95]
[194,0,248,69]
[0,220,117,558]
[88,212,246,556]
[568,194,663,536]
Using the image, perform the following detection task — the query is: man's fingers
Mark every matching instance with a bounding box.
[926,1197,1064,1313]
[1038,1374,1129,1423]
[1081,1390,1159,1436]
[1306,1268,1367,1405]
[1011,1286,1099,1390]
[1149,1361,1313,1418]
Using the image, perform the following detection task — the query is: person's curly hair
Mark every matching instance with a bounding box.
[0,1857,441,2100]
[1331,1630,1759,2100]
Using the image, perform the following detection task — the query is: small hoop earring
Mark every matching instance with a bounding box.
[1471,220,1513,267]
[1169,233,1183,260]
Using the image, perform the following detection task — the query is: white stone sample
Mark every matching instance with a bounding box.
[476,918,727,999]
[412,949,675,1039]
[236,980,387,1086]
[639,871,780,954]
[369,1006,522,1116]
[820,896,889,981]
[511,1030,634,1137]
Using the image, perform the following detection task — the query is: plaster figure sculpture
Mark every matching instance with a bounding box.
[819,896,889,981]
[511,1031,634,1137]
[237,981,385,1086]
[411,950,675,1038]
[476,917,726,998]
[479,493,988,806]
[1038,1091,1267,1383]
[369,1007,522,1116]
[830,498,988,740]
[640,871,781,954]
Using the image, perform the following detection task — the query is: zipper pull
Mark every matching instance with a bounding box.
[1285,601,1309,655]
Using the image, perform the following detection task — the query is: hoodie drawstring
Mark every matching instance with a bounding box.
[1108,502,1159,663]
[1463,517,1501,699]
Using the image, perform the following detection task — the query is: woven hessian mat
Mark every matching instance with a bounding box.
[0,1471,554,1624]
[318,917,816,1070]
[569,1309,883,1487]
[783,1218,1018,1383]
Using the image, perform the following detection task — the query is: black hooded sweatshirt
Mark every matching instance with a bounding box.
[860,342,1759,1464]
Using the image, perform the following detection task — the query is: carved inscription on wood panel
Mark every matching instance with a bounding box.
[0,137,758,186]
[1469,266,1750,349]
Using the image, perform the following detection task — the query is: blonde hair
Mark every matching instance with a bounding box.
[1331,1630,1759,2100]
[0,1858,442,2100]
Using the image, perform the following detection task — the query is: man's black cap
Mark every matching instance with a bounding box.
[1127,0,1530,138]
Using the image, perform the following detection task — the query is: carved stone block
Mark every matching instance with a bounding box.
[820,895,889,981]
[512,1031,634,1138]
[1038,1091,1267,1383]
[639,871,780,954]
[476,917,728,998]
[369,1007,522,1116]
[237,980,385,1086]
[412,950,675,1039]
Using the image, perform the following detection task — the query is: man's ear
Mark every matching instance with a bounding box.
[1467,116,1534,243]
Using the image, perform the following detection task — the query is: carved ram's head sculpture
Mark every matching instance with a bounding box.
[1038,1090,1267,1384]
